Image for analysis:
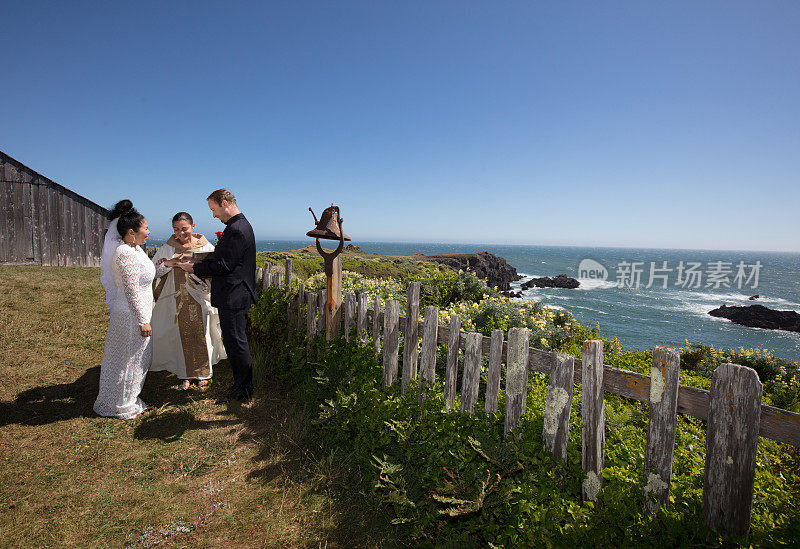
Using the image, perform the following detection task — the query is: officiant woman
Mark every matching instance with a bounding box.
[150,212,226,390]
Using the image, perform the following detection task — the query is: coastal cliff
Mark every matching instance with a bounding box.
[410,252,520,291]
[282,246,520,290]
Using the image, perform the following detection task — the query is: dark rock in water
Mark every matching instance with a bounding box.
[749,294,759,300]
[521,274,580,290]
[344,244,363,252]
[708,304,800,332]
[412,251,519,291]
[501,289,523,299]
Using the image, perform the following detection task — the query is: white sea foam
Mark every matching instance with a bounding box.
[572,305,610,315]
[667,290,799,310]
[577,278,618,290]
[515,275,616,291]
[677,301,729,318]
[679,290,762,304]
[757,296,800,310]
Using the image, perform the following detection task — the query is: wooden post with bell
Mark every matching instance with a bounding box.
[324,253,342,340]
[306,205,351,341]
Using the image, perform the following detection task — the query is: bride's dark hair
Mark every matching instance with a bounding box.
[108,199,145,238]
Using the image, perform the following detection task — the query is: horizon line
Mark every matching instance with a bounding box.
[146,234,800,255]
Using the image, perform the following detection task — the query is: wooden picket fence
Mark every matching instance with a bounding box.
[257,262,800,537]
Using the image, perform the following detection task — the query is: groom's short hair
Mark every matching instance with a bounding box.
[207,189,236,206]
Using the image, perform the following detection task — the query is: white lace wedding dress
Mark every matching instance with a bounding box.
[94,243,168,419]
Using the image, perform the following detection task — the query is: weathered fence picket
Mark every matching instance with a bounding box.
[306,291,318,340]
[643,346,680,513]
[444,314,461,411]
[581,340,605,503]
[402,282,421,394]
[294,283,305,343]
[504,327,529,437]
[262,264,271,292]
[372,295,381,353]
[420,306,438,385]
[357,293,368,341]
[284,258,292,294]
[543,353,575,461]
[702,363,763,536]
[344,292,356,341]
[485,329,503,413]
[317,292,326,335]
[256,267,263,289]
[382,299,400,387]
[461,332,483,413]
[285,263,294,329]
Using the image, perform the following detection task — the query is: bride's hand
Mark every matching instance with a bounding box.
[140,323,152,337]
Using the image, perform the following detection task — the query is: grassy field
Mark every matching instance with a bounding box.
[0,265,394,548]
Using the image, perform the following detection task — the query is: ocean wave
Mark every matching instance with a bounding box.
[571,305,610,315]
[673,290,800,312]
[675,301,730,318]
[514,275,617,292]
[676,290,763,303]
[757,296,800,310]
[577,279,618,290]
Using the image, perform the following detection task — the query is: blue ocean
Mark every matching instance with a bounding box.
[254,240,800,362]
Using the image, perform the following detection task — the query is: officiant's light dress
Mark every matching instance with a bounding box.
[150,235,226,381]
[94,243,167,419]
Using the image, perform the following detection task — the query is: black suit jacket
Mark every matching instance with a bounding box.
[193,213,257,309]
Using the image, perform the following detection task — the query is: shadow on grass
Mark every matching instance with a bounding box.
[0,365,227,428]
[134,409,239,442]
[0,366,100,426]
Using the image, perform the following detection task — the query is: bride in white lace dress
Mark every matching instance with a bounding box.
[94,200,169,419]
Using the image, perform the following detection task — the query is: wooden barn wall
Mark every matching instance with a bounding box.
[0,153,109,266]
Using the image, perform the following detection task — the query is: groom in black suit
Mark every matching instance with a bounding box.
[178,189,257,403]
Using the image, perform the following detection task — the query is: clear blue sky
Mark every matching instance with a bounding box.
[2,1,798,251]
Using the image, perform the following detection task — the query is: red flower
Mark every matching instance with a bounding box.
[215,231,224,239]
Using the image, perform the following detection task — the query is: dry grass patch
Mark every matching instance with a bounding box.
[0,266,394,548]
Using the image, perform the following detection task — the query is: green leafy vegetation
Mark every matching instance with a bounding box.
[257,246,446,281]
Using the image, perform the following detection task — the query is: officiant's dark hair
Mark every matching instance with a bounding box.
[172,212,193,224]
[108,199,145,238]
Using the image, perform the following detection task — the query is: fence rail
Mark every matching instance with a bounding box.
[257,261,800,537]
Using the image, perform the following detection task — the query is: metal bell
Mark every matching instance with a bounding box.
[306,204,351,241]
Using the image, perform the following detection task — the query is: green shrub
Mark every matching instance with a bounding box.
[247,291,800,546]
